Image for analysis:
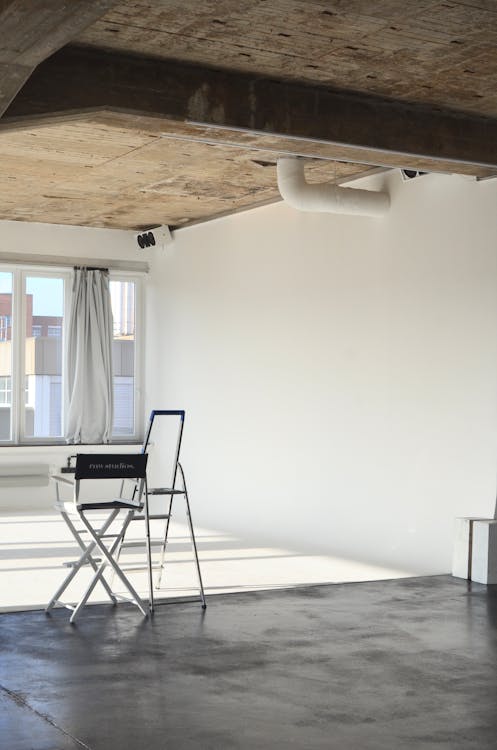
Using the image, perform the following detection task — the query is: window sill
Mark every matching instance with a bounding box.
[0,443,142,454]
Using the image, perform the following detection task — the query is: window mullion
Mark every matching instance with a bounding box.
[18,270,27,442]
[61,272,71,439]
[11,270,24,443]
[136,277,144,441]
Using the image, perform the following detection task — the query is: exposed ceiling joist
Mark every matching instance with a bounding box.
[0,1,119,118]
[3,44,497,178]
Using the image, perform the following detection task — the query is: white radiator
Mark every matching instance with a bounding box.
[0,463,50,487]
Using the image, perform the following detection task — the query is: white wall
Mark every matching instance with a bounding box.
[145,171,497,574]
[0,220,138,262]
[2,176,497,574]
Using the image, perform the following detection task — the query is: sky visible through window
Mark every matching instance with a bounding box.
[26,278,63,316]
[0,272,11,293]
[0,273,63,316]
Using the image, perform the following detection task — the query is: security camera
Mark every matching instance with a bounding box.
[135,225,173,250]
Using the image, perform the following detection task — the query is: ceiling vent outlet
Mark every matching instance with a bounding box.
[276,157,389,217]
[135,225,173,250]
[401,169,428,181]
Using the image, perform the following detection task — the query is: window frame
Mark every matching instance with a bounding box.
[0,375,11,405]
[0,263,144,446]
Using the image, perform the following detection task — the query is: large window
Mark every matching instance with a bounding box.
[0,266,142,444]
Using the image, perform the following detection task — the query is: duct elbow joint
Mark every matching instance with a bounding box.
[276,157,389,217]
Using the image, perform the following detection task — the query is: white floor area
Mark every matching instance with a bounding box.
[1,509,415,613]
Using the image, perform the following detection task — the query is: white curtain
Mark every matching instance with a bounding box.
[65,269,114,444]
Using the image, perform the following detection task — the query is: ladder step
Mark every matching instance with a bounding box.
[147,488,185,495]
[131,514,170,521]
[120,539,165,548]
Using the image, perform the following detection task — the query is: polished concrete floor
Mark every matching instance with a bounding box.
[1,575,496,749]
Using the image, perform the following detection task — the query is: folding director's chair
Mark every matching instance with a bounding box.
[116,410,206,611]
[47,453,153,624]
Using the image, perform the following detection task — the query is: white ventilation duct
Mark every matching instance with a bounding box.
[276,157,390,217]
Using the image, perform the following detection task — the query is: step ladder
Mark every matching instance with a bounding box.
[116,409,206,610]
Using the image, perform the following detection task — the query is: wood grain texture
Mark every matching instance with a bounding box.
[1,0,496,230]
[75,0,497,118]
[0,111,372,229]
[0,103,494,229]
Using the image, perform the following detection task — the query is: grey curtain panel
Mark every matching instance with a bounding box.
[65,269,114,444]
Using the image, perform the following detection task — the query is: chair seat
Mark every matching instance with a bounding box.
[77,499,142,512]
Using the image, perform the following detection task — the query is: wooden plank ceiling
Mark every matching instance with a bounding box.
[0,0,496,230]
[0,113,371,228]
[76,0,497,119]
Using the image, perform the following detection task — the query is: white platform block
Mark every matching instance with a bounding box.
[452,518,474,580]
[452,517,497,584]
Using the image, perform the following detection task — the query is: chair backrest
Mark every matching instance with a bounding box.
[74,453,148,507]
[75,453,148,480]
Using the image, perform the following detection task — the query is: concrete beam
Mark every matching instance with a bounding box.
[4,44,497,175]
[0,1,119,117]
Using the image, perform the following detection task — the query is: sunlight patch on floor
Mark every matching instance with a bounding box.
[0,509,414,613]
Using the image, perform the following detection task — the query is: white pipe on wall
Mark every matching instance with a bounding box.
[277,157,390,217]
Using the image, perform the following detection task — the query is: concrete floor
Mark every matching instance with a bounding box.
[1,575,497,749]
